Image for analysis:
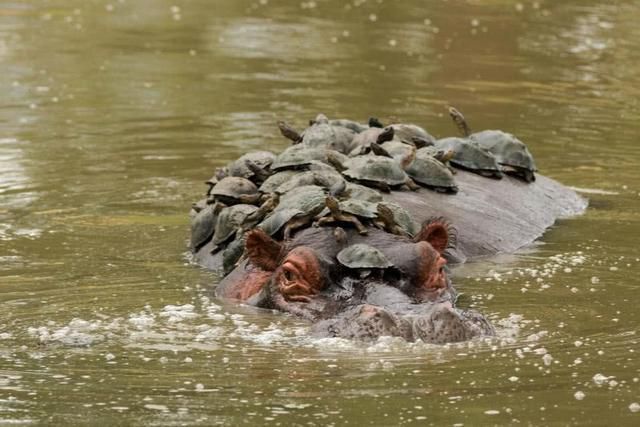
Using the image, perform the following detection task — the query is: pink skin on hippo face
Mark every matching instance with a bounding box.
[215,220,494,343]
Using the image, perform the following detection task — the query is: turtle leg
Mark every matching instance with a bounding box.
[404,178,420,191]
[315,215,337,228]
[335,213,368,235]
[283,216,311,240]
[374,182,391,193]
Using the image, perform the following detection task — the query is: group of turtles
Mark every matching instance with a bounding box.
[190,108,537,274]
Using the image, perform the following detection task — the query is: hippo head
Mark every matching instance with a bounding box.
[217,220,494,343]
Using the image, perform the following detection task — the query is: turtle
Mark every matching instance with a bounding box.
[345,182,384,203]
[331,153,419,192]
[271,144,349,171]
[376,202,419,237]
[329,119,369,133]
[362,118,437,148]
[226,151,276,184]
[435,136,502,178]
[208,176,261,205]
[389,123,437,147]
[314,196,378,235]
[190,197,209,219]
[470,130,537,182]
[337,243,394,270]
[222,235,246,275]
[258,185,327,239]
[190,202,225,252]
[348,126,395,156]
[278,114,356,154]
[274,169,345,195]
[405,152,458,194]
[433,107,503,179]
[205,166,229,195]
[258,208,306,240]
[416,146,457,173]
[211,196,278,252]
[258,170,299,194]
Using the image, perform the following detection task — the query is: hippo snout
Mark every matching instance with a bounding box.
[313,302,494,343]
[409,303,495,344]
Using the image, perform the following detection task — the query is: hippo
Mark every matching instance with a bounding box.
[192,114,587,343]
[215,219,494,343]
[192,168,586,343]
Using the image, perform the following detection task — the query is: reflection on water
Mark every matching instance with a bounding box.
[1,0,639,424]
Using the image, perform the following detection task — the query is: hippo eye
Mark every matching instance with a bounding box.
[283,269,296,281]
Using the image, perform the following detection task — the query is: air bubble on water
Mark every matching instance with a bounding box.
[159,304,198,323]
[593,373,612,385]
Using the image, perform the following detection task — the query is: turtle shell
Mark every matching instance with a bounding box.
[210,177,259,204]
[390,124,436,146]
[348,127,394,156]
[277,185,327,215]
[337,244,394,269]
[435,137,503,177]
[378,202,419,237]
[329,119,368,133]
[227,151,275,180]
[190,197,208,220]
[345,182,383,203]
[213,204,259,245]
[258,170,299,193]
[222,235,246,275]
[275,170,344,195]
[343,155,409,186]
[190,203,221,250]
[471,130,537,179]
[406,154,458,193]
[257,208,304,236]
[271,145,349,171]
[302,117,355,154]
[317,199,379,220]
[381,140,414,163]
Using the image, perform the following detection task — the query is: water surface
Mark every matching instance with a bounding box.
[1,0,639,425]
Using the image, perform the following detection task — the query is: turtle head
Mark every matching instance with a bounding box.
[368,117,385,128]
[448,106,472,137]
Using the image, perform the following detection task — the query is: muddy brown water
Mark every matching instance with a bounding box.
[1,1,639,425]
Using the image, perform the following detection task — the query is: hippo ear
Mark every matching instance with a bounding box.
[414,217,457,254]
[245,229,284,271]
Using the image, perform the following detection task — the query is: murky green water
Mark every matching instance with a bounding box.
[1,0,639,425]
